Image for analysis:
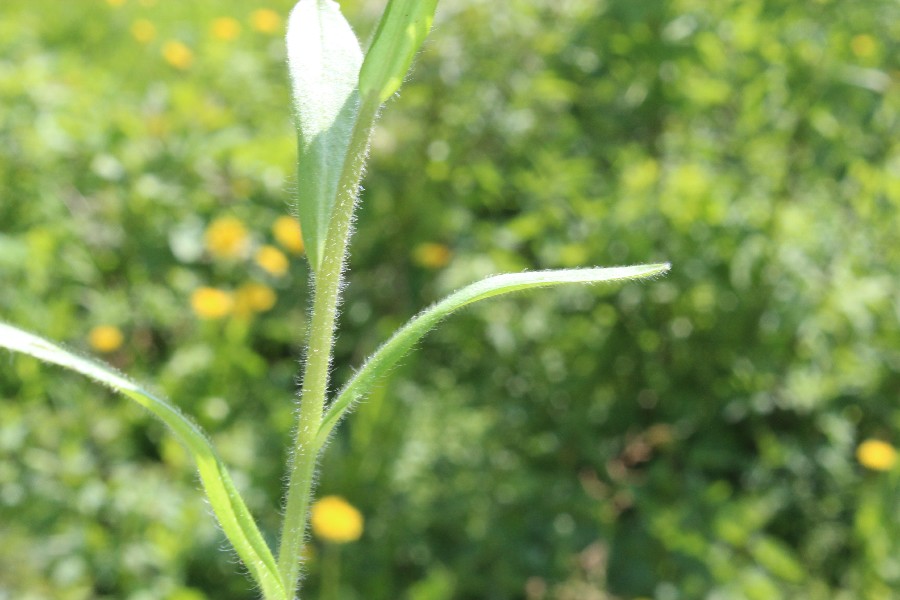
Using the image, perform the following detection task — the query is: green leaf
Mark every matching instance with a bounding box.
[359,0,439,104]
[318,263,671,444]
[748,535,807,584]
[287,0,363,272]
[0,322,287,600]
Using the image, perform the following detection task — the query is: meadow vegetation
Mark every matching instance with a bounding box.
[1,0,899,598]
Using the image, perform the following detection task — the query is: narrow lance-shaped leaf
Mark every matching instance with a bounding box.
[317,263,671,445]
[287,0,363,272]
[359,0,439,104]
[0,323,287,600]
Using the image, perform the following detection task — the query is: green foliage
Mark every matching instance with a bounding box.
[2,0,900,598]
[0,0,662,591]
[2,0,663,597]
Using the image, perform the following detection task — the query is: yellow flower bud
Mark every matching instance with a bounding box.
[251,9,282,34]
[88,325,124,353]
[211,17,241,41]
[256,245,289,277]
[205,216,249,259]
[412,242,452,269]
[162,41,194,70]
[272,216,305,254]
[311,496,363,543]
[130,19,156,44]
[234,282,277,316]
[191,287,233,319]
[857,439,897,471]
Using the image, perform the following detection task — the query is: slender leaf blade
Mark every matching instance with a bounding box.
[318,263,671,444]
[287,0,363,272]
[0,322,287,600]
[358,0,439,104]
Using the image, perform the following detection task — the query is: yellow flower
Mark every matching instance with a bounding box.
[311,496,363,543]
[145,114,169,137]
[272,216,305,254]
[130,19,156,44]
[162,41,194,70]
[205,216,249,259]
[250,9,281,34]
[234,282,277,316]
[256,245,289,276]
[191,287,233,319]
[850,34,877,60]
[211,17,241,41]
[412,242,452,269]
[88,325,124,353]
[857,439,897,471]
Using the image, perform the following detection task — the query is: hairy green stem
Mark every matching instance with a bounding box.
[277,94,380,596]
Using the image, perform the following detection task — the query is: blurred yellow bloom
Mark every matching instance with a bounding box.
[205,216,249,259]
[311,496,363,543]
[250,9,281,34]
[88,325,124,353]
[211,17,241,41]
[130,19,156,44]
[412,242,452,269]
[162,41,194,70]
[272,216,305,254]
[857,439,897,471]
[234,282,277,316]
[145,114,169,137]
[191,287,233,319]
[256,245,289,276]
[850,34,877,59]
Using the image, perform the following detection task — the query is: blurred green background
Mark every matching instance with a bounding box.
[2,0,900,598]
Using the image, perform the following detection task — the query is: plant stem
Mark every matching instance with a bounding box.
[277,94,380,596]
[321,543,341,600]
